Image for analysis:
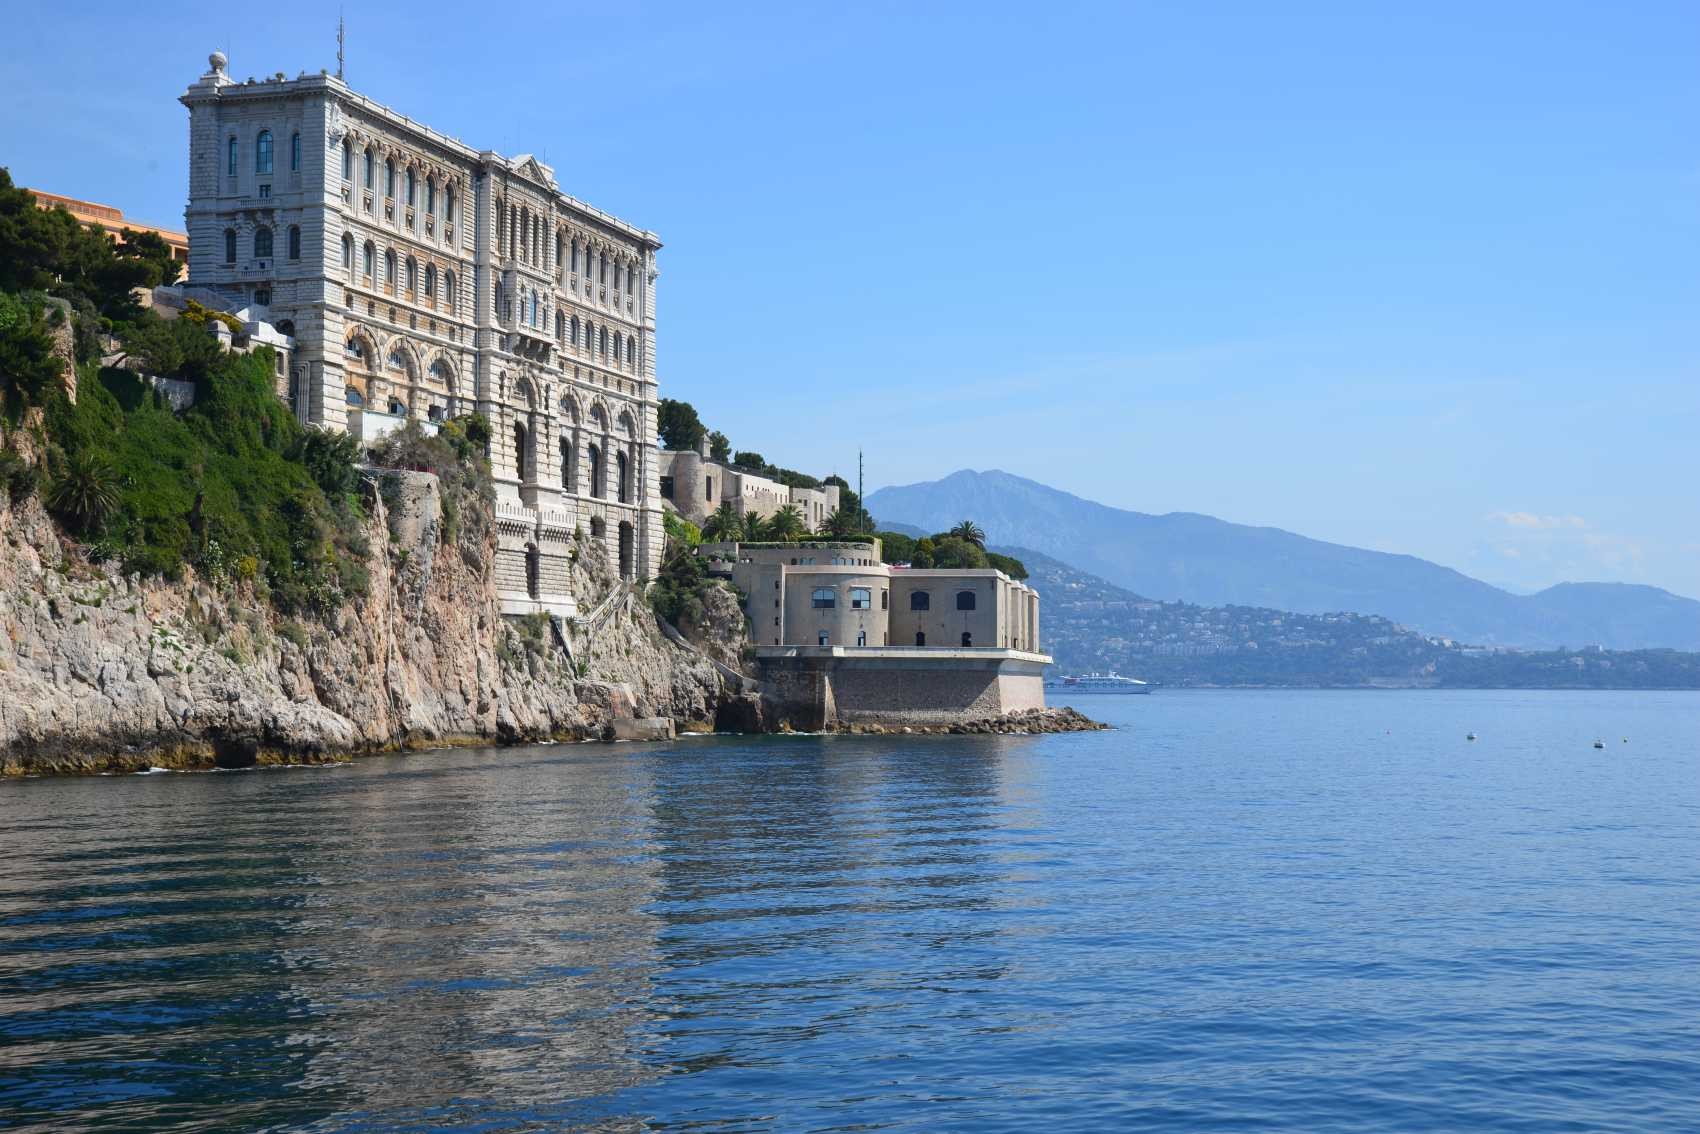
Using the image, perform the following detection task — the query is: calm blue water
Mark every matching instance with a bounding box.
[2,690,1697,1132]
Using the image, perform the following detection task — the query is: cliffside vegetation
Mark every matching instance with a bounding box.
[0,165,500,617]
[875,522,1027,579]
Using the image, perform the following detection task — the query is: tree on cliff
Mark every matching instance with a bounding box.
[702,501,742,542]
[767,505,806,543]
[657,398,705,451]
[708,430,731,462]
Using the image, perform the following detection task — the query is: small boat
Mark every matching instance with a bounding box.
[1046,672,1154,694]
[1593,739,1605,749]
[1466,732,1477,741]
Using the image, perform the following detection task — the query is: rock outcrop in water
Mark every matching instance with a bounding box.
[0,469,734,775]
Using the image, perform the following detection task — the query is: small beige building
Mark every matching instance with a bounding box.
[659,442,841,534]
[705,539,1049,727]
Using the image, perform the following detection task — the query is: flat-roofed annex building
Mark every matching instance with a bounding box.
[708,539,1050,727]
[179,51,663,614]
[26,189,190,266]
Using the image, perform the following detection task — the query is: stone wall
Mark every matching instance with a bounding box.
[756,650,1048,729]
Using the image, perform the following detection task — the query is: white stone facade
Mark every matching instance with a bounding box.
[180,52,664,614]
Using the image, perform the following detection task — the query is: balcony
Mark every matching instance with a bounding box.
[348,407,437,447]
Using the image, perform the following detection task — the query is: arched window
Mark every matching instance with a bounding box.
[616,451,630,503]
[342,232,354,270]
[599,326,608,357]
[446,185,455,222]
[560,438,575,491]
[626,337,635,367]
[570,241,579,274]
[363,241,375,278]
[494,279,504,318]
[342,140,353,179]
[384,158,395,198]
[223,228,236,264]
[956,590,977,611]
[384,250,396,284]
[290,132,301,172]
[363,147,374,187]
[253,227,273,259]
[346,386,364,406]
[514,422,529,481]
[287,225,301,260]
[909,591,930,611]
[426,179,435,214]
[255,130,273,174]
[405,167,415,207]
[444,271,455,310]
[388,398,406,416]
[555,310,564,340]
[227,136,238,176]
[588,444,603,499]
[614,332,622,365]
[405,257,417,292]
[962,632,973,647]
[571,315,579,347]
[424,265,436,298]
[812,587,836,609]
[599,252,607,283]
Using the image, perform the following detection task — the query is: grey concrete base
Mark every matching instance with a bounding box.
[756,647,1051,729]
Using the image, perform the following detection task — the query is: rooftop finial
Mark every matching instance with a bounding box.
[209,49,228,75]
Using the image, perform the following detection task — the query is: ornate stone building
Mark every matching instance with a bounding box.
[180,52,664,616]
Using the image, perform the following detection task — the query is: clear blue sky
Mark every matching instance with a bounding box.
[4,2,1696,596]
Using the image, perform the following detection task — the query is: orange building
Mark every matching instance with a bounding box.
[27,189,189,265]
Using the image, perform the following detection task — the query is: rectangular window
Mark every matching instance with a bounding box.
[811,587,836,609]
[258,184,270,198]
[881,590,888,610]
[818,632,829,646]
[227,137,237,176]
[850,588,871,610]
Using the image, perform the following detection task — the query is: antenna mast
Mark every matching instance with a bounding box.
[858,450,864,509]
[336,14,345,79]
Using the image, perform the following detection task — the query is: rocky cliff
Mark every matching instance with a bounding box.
[0,469,732,775]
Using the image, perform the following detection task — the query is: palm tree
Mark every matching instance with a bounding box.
[821,507,859,538]
[768,504,806,543]
[47,452,120,534]
[741,511,769,542]
[949,520,986,547]
[701,501,741,542]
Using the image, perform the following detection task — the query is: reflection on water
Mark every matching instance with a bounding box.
[2,691,1699,1132]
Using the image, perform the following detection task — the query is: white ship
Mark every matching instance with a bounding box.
[1046,672,1153,694]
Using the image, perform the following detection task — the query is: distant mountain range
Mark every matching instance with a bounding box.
[867,470,1700,651]
[1013,547,1700,689]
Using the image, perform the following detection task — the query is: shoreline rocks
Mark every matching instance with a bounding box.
[829,706,1108,736]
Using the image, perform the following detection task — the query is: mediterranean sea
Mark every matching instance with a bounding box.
[3,690,1697,1132]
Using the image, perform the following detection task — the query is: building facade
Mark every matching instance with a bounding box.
[658,442,841,534]
[708,540,1049,727]
[709,540,1042,652]
[180,52,664,614]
